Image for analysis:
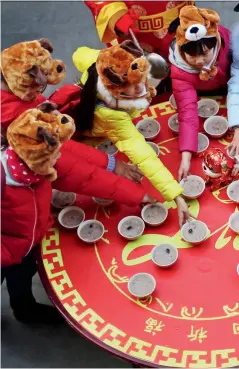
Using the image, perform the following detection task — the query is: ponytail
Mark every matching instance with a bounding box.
[73,63,98,132]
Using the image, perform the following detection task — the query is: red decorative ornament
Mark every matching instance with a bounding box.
[202,148,236,191]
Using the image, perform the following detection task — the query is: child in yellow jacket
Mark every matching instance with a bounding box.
[72,41,190,227]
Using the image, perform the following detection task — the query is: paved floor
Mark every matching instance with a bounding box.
[1,1,238,368]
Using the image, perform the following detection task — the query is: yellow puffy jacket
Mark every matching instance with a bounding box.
[73,47,183,201]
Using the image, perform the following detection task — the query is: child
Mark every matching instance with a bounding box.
[1,39,153,324]
[72,40,190,227]
[227,20,239,174]
[168,5,231,180]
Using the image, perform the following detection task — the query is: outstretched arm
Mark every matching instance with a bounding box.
[96,108,183,202]
[54,140,146,206]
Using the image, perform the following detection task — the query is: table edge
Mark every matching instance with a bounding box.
[36,247,159,368]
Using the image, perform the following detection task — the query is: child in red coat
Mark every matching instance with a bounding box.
[1,39,150,324]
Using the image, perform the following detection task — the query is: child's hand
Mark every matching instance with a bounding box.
[175,195,193,228]
[142,194,157,204]
[227,127,239,157]
[178,151,192,181]
[114,161,142,183]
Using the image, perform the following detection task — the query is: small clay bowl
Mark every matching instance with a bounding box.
[204,116,228,138]
[92,197,114,207]
[227,180,239,203]
[51,190,76,209]
[128,273,156,298]
[118,216,145,240]
[136,119,160,140]
[77,220,105,244]
[180,175,205,200]
[58,206,85,229]
[97,140,118,156]
[197,99,219,118]
[141,203,168,226]
[168,113,179,134]
[169,94,177,109]
[229,212,239,234]
[151,243,178,268]
[197,133,210,154]
[148,141,160,156]
[181,220,209,245]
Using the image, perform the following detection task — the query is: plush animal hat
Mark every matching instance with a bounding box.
[176,6,221,80]
[0,38,66,101]
[96,40,156,101]
[7,108,75,182]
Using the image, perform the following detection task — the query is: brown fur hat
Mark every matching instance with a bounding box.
[96,40,155,101]
[177,6,220,46]
[176,6,221,80]
[1,38,66,101]
[7,109,75,181]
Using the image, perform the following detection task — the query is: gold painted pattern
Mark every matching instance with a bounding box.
[41,229,239,367]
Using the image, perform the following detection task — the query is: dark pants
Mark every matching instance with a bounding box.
[1,248,37,310]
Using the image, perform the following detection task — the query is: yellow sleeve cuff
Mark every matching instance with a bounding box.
[72,47,100,73]
[96,2,128,43]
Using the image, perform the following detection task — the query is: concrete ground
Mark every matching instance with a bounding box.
[1,1,238,368]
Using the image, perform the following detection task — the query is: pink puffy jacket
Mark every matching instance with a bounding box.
[170,26,231,153]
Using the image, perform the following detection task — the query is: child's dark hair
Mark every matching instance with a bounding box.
[180,37,218,56]
[72,63,98,132]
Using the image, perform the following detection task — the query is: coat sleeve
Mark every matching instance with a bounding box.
[172,74,199,153]
[49,84,81,114]
[61,140,109,169]
[72,47,100,85]
[84,1,128,43]
[54,140,146,205]
[227,23,239,128]
[95,108,183,202]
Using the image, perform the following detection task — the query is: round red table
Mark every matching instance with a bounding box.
[38,95,239,368]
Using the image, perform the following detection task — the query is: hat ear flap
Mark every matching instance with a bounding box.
[37,126,57,146]
[120,40,143,58]
[198,8,220,25]
[27,65,47,86]
[103,67,124,86]
[168,17,180,34]
[39,38,54,53]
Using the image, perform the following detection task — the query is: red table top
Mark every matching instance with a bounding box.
[39,95,239,368]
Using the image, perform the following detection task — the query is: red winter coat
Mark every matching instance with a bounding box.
[1,89,145,267]
[169,26,231,153]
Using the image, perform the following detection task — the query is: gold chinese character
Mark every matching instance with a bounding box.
[233,323,239,335]
[145,318,157,326]
[154,321,165,332]
[187,325,208,343]
[144,318,165,335]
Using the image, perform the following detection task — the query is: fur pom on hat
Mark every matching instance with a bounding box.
[0,39,66,101]
[176,6,221,81]
[7,109,75,182]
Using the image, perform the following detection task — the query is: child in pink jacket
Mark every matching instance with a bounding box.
[168,5,231,180]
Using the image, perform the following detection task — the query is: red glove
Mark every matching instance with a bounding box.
[115,9,139,35]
